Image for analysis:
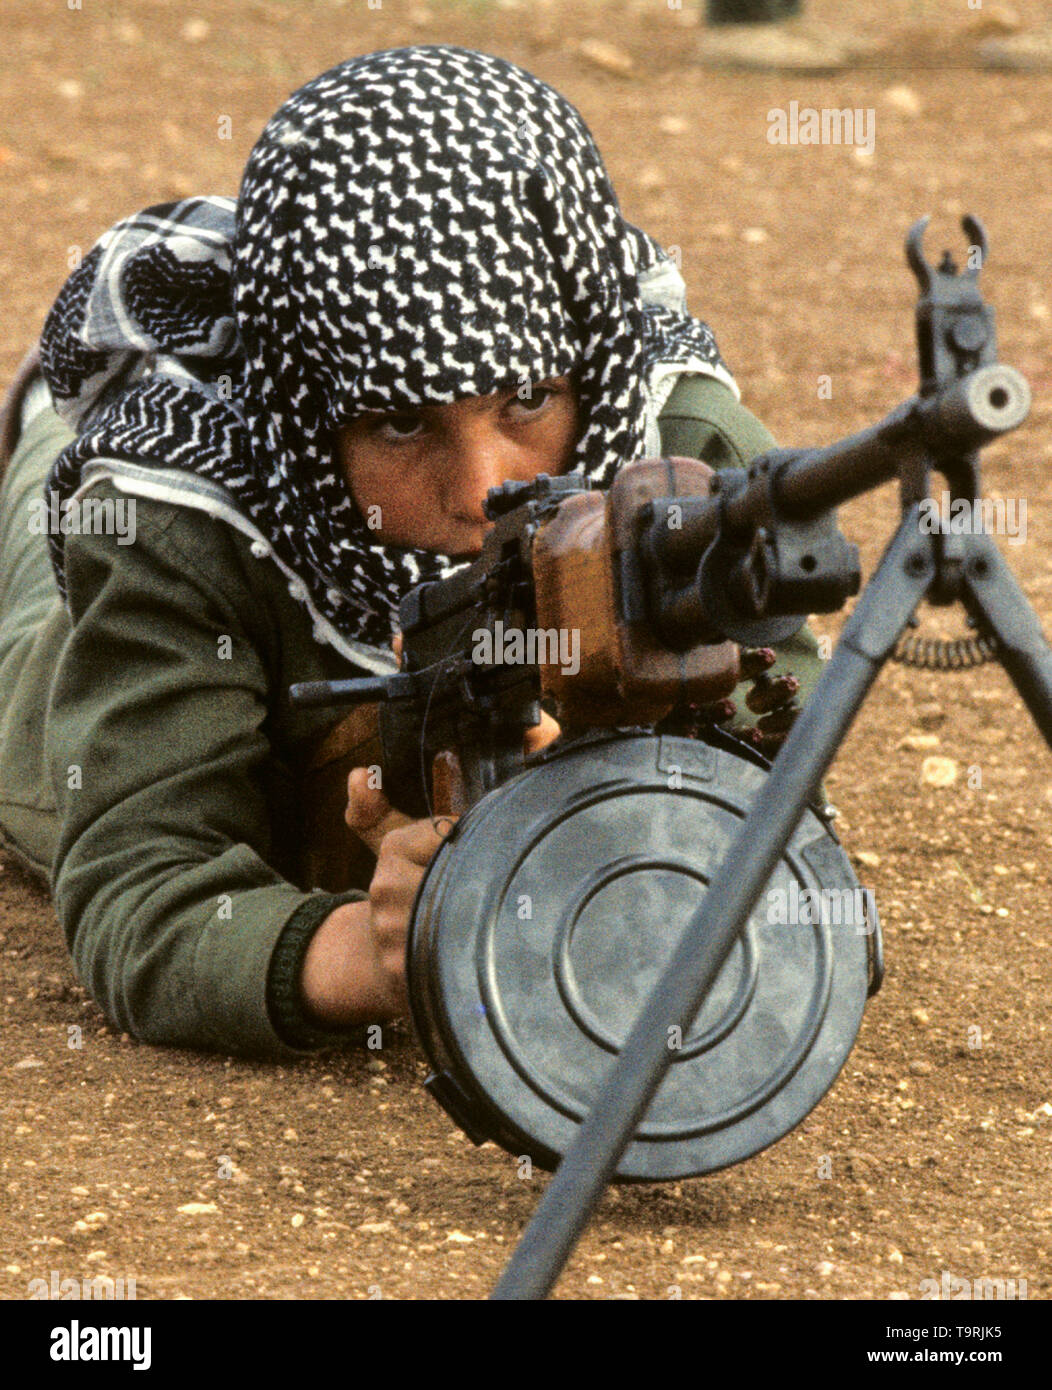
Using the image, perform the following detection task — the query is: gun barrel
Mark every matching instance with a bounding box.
[647,399,913,575]
[753,400,915,524]
[642,365,1030,644]
[652,366,1031,568]
[758,364,1031,525]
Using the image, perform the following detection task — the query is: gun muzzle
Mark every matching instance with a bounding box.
[922,364,1031,453]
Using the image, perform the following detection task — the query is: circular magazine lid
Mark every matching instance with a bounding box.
[408,731,872,1180]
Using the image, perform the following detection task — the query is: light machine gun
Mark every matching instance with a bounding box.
[292,217,1050,1299]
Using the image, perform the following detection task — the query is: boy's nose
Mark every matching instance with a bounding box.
[444,426,519,523]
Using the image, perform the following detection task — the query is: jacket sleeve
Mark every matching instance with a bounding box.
[658,372,777,466]
[47,487,365,1058]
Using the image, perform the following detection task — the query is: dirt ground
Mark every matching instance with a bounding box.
[1,0,1050,1303]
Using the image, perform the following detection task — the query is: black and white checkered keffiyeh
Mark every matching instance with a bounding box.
[40,45,734,658]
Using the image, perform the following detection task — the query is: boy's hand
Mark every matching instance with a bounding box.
[344,767,453,1016]
[301,631,560,1028]
[349,625,447,1013]
[299,769,451,1025]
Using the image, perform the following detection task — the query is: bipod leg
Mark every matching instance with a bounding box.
[491,512,935,1301]
[961,531,1052,745]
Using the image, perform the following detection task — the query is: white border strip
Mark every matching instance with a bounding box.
[70,460,399,676]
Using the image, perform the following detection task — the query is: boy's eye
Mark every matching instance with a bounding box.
[508,387,554,417]
[377,413,424,441]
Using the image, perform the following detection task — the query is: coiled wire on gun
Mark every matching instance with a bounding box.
[892,631,1000,670]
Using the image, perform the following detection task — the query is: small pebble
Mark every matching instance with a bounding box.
[921,756,958,787]
[578,40,634,76]
[883,85,923,116]
[915,702,946,730]
[900,733,940,751]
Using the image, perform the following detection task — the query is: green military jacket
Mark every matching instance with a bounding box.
[0,375,823,1059]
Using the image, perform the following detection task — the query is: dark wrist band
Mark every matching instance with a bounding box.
[267,890,368,1050]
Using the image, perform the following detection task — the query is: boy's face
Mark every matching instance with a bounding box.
[337,376,579,557]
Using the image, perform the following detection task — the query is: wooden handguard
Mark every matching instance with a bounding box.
[532,457,739,727]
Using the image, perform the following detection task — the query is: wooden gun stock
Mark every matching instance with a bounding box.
[298,701,383,893]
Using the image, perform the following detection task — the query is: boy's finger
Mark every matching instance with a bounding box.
[345,767,414,852]
[348,802,417,856]
[524,710,561,754]
[396,815,457,866]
